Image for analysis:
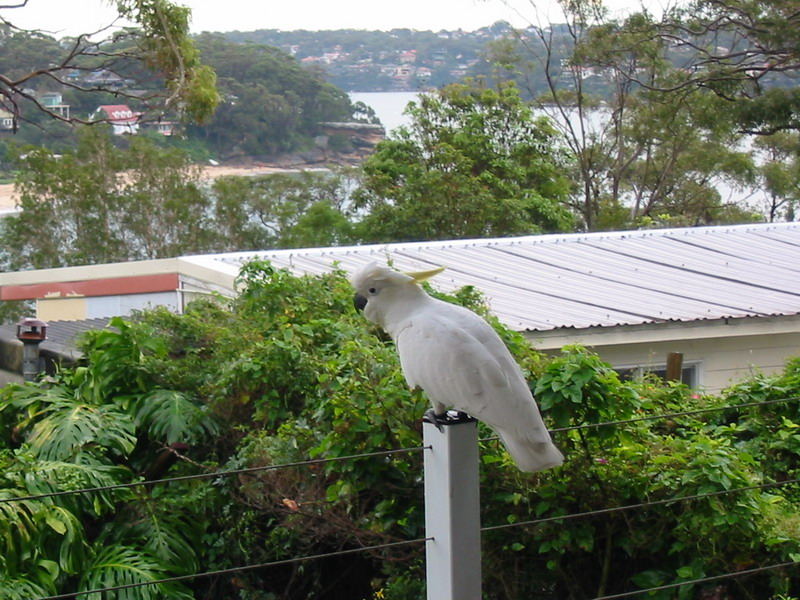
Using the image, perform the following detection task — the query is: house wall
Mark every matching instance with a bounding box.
[0,369,23,386]
[37,297,87,321]
[177,274,236,312]
[527,317,800,393]
[0,259,237,322]
[37,292,179,321]
[582,332,800,393]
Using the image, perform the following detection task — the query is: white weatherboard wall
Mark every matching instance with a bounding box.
[580,333,798,392]
[87,292,180,319]
[37,292,180,321]
[529,316,800,393]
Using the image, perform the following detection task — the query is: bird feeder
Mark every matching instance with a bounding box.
[16,317,48,381]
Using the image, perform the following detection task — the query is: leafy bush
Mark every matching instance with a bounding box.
[1,262,799,598]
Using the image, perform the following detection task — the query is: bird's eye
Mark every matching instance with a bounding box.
[368,287,378,294]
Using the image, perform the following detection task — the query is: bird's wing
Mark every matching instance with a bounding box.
[396,299,563,472]
[396,302,527,426]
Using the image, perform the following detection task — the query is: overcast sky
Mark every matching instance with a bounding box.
[4,0,671,37]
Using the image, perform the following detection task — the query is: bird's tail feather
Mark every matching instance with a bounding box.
[498,431,564,473]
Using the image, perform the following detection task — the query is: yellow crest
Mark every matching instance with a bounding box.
[404,266,446,283]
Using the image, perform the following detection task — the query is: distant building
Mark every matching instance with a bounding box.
[415,67,433,81]
[38,92,70,119]
[398,50,417,64]
[0,258,231,322]
[395,65,413,77]
[91,104,140,135]
[83,70,127,89]
[0,108,14,132]
[142,120,177,136]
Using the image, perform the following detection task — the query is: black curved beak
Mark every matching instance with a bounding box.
[353,293,367,312]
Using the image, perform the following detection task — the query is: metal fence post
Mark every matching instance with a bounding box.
[423,415,482,600]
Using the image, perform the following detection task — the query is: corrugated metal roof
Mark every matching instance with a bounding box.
[184,222,800,333]
[0,317,111,360]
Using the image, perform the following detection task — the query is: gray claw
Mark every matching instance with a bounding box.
[423,409,476,430]
[423,408,447,432]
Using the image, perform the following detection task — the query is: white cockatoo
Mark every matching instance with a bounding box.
[351,262,563,472]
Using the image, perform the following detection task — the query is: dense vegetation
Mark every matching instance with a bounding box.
[220,17,798,99]
[3,2,800,228]
[0,29,355,164]
[353,81,575,240]
[0,71,787,281]
[0,1,219,137]
[187,34,354,158]
[0,126,357,274]
[223,23,512,92]
[3,2,800,598]
[1,263,799,599]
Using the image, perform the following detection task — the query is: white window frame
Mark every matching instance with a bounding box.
[614,360,703,388]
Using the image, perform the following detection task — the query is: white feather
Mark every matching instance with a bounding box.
[351,263,563,472]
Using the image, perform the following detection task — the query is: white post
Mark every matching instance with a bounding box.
[423,415,482,600]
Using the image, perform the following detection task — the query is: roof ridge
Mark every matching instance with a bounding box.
[196,221,799,262]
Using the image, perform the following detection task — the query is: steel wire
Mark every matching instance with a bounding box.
[4,395,798,506]
[592,560,799,599]
[0,444,430,505]
[34,537,430,600]
[13,396,800,600]
[481,477,800,532]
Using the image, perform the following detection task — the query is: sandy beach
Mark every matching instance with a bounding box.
[0,184,15,213]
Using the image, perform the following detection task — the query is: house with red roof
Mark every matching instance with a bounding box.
[91,104,140,135]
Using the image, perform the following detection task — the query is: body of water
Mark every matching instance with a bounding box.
[349,91,768,215]
[349,91,419,134]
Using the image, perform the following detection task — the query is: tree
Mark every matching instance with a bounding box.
[0,316,217,598]
[353,80,574,243]
[753,132,800,221]
[1,127,215,269]
[211,169,356,250]
[588,1,800,136]
[0,0,219,130]
[188,35,353,158]
[487,1,766,229]
[612,84,761,226]
[3,264,800,598]
[0,129,361,272]
[530,1,636,229]
[495,2,682,229]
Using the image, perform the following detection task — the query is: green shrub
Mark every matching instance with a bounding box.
[1,262,798,598]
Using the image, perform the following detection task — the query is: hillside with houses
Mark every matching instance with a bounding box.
[0,29,362,166]
[223,22,545,92]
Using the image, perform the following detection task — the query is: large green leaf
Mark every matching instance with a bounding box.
[0,490,86,578]
[132,389,218,445]
[0,574,50,600]
[21,454,134,516]
[102,500,201,574]
[26,400,136,461]
[0,492,39,574]
[39,504,85,576]
[79,545,193,600]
